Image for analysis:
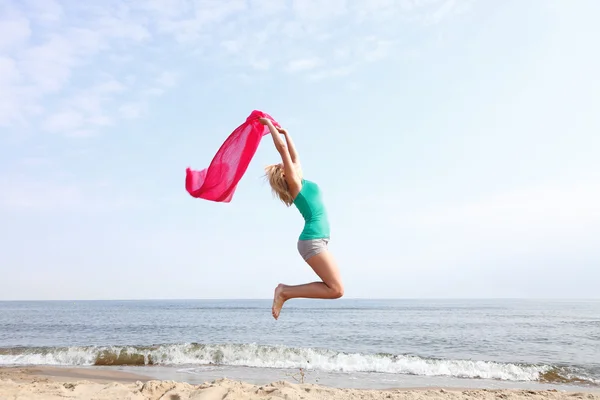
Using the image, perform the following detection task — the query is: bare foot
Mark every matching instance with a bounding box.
[272,284,286,320]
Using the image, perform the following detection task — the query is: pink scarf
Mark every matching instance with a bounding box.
[185,110,281,202]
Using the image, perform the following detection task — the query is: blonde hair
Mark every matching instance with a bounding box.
[264,163,302,206]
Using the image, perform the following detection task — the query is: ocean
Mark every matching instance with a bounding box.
[0,299,598,390]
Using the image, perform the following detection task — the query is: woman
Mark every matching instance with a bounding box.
[259,118,344,320]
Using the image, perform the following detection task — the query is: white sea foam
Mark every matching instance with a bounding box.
[0,343,577,383]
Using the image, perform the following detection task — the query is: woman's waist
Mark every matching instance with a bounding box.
[301,214,329,225]
[300,217,330,232]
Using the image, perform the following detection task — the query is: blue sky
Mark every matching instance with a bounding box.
[1,0,598,300]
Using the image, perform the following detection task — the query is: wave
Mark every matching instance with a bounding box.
[0,343,596,385]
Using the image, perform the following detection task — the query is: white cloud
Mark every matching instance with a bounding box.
[66,129,96,138]
[114,70,179,121]
[221,39,242,54]
[0,3,156,131]
[119,102,145,120]
[343,180,600,277]
[23,0,63,23]
[19,156,53,167]
[0,177,142,212]
[88,115,113,127]
[95,17,151,42]
[250,0,286,16]
[0,180,82,211]
[143,88,166,97]
[351,0,397,21]
[361,38,395,62]
[156,71,178,88]
[286,57,322,72]
[40,77,126,135]
[0,56,20,85]
[93,79,127,94]
[422,0,470,25]
[0,15,31,50]
[67,93,105,118]
[250,59,271,71]
[194,0,249,24]
[43,110,85,132]
[151,0,248,43]
[0,0,472,131]
[435,182,599,226]
[308,66,353,81]
[292,0,348,20]
[402,181,600,256]
[19,35,79,94]
[138,0,461,78]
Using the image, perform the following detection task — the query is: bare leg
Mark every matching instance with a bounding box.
[272,250,343,319]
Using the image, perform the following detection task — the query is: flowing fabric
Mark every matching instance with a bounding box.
[185,110,280,203]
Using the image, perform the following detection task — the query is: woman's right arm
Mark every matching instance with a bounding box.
[261,118,287,154]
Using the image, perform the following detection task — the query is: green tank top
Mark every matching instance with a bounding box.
[293,179,330,240]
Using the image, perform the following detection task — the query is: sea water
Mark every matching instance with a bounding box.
[0,299,598,390]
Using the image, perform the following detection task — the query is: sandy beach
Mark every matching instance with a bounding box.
[0,367,598,400]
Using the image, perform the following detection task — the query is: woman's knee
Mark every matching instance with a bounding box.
[333,286,344,299]
[306,249,343,298]
[329,282,344,299]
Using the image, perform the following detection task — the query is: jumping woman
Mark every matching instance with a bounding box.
[259,118,344,320]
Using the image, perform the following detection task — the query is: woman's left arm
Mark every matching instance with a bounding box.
[259,118,301,191]
[278,128,300,165]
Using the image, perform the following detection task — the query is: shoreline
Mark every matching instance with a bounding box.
[1,366,598,400]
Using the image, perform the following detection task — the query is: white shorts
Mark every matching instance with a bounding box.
[297,238,329,261]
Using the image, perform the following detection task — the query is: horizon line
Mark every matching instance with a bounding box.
[1,297,599,302]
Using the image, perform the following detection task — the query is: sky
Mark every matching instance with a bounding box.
[0,0,598,300]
